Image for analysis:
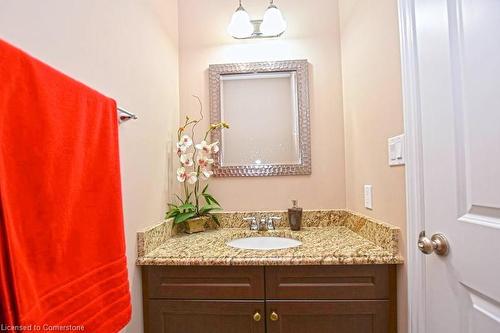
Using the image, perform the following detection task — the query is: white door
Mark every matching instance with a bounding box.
[406,0,500,332]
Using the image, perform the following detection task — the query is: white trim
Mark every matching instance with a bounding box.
[397,1,426,333]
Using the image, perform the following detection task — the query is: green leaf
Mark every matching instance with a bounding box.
[174,211,197,224]
[210,214,220,226]
[165,207,179,219]
[202,184,209,194]
[178,203,196,213]
[204,194,221,207]
[203,193,212,205]
[199,203,222,215]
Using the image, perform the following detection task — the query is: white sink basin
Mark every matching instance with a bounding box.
[227,237,302,250]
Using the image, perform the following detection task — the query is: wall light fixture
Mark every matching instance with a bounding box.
[227,0,287,39]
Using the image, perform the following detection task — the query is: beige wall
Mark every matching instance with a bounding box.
[338,1,407,332]
[178,0,346,211]
[0,1,180,332]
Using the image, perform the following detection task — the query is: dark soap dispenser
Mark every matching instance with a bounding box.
[288,200,303,231]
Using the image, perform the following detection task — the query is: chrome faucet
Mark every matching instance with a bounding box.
[265,216,281,230]
[244,216,281,231]
[243,217,259,231]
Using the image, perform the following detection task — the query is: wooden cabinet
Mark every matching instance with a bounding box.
[147,300,265,333]
[266,300,389,333]
[142,265,397,333]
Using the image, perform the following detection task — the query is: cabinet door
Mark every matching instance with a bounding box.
[266,300,391,333]
[147,300,265,333]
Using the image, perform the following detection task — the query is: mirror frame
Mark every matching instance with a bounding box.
[209,59,311,177]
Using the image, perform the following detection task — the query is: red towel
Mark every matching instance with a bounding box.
[0,207,19,327]
[0,39,131,332]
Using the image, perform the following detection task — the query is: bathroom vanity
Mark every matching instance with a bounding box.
[142,265,396,333]
[137,210,402,333]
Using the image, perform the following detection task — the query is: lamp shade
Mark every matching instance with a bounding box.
[227,5,254,38]
[260,4,287,36]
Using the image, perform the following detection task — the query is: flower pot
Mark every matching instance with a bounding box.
[185,216,209,234]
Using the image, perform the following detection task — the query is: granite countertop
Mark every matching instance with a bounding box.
[136,210,404,266]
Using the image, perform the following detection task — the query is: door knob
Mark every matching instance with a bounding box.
[418,231,449,256]
[270,311,279,321]
[253,312,261,322]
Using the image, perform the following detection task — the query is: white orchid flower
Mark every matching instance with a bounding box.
[200,168,214,180]
[177,167,198,184]
[198,155,214,180]
[180,154,193,167]
[195,140,209,152]
[177,167,187,182]
[197,155,214,168]
[195,141,219,154]
[186,172,198,184]
[179,135,193,148]
[211,142,219,154]
[176,142,187,156]
[176,135,193,156]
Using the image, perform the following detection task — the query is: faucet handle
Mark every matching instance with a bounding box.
[266,216,282,230]
[243,217,258,230]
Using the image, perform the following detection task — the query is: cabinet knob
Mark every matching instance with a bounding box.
[270,311,279,321]
[253,312,262,322]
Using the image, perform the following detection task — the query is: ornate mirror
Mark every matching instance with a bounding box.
[209,59,311,177]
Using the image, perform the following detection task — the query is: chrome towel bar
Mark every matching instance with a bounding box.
[118,107,137,123]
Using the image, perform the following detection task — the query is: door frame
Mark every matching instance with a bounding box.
[397,1,426,333]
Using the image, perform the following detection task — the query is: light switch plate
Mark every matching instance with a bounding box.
[364,185,373,210]
[388,134,405,166]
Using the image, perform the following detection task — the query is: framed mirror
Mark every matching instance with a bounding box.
[209,59,311,177]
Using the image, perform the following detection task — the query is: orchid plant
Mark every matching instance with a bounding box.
[166,96,229,226]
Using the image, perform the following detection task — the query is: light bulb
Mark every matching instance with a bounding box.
[260,2,287,36]
[227,3,254,39]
